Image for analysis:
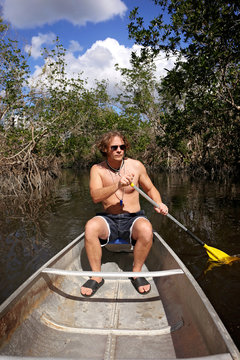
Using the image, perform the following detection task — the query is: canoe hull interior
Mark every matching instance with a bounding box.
[0,232,239,360]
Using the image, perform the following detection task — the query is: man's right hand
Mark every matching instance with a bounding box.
[118,173,134,188]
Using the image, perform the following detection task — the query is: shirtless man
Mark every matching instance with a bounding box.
[81,131,168,297]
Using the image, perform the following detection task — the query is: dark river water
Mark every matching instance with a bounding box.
[0,169,239,349]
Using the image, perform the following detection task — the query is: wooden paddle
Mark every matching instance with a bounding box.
[130,182,232,263]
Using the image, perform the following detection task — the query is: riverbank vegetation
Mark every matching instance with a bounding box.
[1,0,239,199]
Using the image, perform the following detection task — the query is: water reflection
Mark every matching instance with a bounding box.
[0,169,239,348]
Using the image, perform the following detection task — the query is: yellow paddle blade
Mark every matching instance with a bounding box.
[204,244,231,262]
[204,256,240,273]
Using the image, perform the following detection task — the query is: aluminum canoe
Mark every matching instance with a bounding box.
[0,232,239,360]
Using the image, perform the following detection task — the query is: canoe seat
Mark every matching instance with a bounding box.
[104,238,134,252]
[108,238,129,245]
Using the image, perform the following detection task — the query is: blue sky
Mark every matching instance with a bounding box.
[1,0,175,95]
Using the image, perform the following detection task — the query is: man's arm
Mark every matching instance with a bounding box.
[138,163,168,215]
[89,165,133,203]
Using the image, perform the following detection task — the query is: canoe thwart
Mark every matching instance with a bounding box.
[41,268,184,278]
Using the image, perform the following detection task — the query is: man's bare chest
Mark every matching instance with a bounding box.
[99,162,138,194]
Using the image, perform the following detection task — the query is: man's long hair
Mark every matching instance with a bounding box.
[97,131,130,157]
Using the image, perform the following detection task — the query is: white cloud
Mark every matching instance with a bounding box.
[2,0,127,28]
[25,32,56,59]
[65,38,140,95]
[25,34,82,60]
[29,37,177,96]
[68,40,83,53]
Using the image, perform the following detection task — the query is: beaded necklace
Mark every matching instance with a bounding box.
[106,158,124,173]
[106,159,125,206]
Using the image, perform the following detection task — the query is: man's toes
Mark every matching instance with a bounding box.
[131,277,151,295]
[139,285,150,293]
[145,285,151,292]
[81,287,92,296]
[138,286,144,293]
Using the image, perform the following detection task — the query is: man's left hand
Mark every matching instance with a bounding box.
[155,203,168,215]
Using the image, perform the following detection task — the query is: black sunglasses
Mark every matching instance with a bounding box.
[110,145,126,151]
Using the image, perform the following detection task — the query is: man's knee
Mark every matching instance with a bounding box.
[85,218,94,233]
[133,218,153,242]
[85,217,108,239]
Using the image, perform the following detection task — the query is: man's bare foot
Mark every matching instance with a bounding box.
[81,277,104,297]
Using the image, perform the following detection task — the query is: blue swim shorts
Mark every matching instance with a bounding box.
[95,210,150,246]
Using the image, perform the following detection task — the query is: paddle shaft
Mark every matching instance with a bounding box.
[131,183,205,247]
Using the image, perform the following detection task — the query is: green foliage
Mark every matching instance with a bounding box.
[128,0,240,177]
[0,21,149,169]
[116,55,159,121]
[1,4,240,181]
[0,18,30,121]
